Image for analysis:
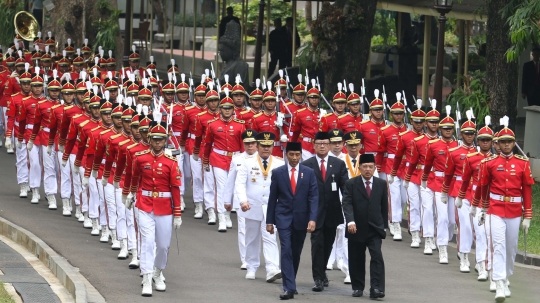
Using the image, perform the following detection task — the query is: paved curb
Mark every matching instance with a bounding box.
[398,219,540,267]
[0,217,104,303]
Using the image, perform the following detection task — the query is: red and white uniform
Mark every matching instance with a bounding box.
[193,110,219,209]
[237,108,260,129]
[337,112,362,134]
[6,92,29,185]
[319,112,341,132]
[121,140,150,197]
[251,111,283,157]
[358,119,385,172]
[290,107,320,159]
[280,101,305,135]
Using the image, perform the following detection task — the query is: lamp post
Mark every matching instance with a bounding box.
[253,0,266,82]
[433,0,453,112]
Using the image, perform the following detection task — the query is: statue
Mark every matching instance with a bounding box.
[218,21,249,84]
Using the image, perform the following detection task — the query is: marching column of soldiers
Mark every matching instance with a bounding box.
[0,32,533,302]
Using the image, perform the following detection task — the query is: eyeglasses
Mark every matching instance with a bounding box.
[314,142,329,146]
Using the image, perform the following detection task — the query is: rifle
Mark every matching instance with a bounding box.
[283,69,292,100]
[382,85,389,124]
[455,102,462,144]
[361,79,367,120]
[316,77,334,113]
[189,72,195,105]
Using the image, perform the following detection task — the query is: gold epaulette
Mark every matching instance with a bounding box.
[414,135,425,141]
[448,146,460,152]
[428,138,440,144]
[297,108,307,113]
[72,113,82,119]
[234,118,245,124]
[399,130,409,136]
[481,155,498,163]
[64,105,74,110]
[127,142,139,149]
[51,103,63,109]
[38,100,47,104]
[119,139,131,146]
[91,125,101,132]
[323,112,333,117]
[22,96,31,100]
[285,101,292,106]
[100,129,111,135]
[185,105,194,110]
[467,152,479,158]
[338,113,349,119]
[240,109,250,115]
[515,154,529,161]
[135,149,150,156]
[253,112,263,118]
[80,120,89,127]
[165,153,177,161]
[381,124,391,131]
[207,117,219,124]
[11,92,20,97]
[111,133,123,139]
[197,112,207,116]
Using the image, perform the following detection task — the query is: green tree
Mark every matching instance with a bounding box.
[503,0,540,62]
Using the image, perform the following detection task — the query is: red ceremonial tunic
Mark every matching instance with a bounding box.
[379,123,407,174]
[280,101,305,135]
[358,119,385,170]
[92,128,122,179]
[202,117,245,170]
[18,95,46,144]
[102,132,131,184]
[193,110,219,155]
[121,140,150,195]
[73,118,101,167]
[458,151,491,201]
[30,98,59,145]
[390,129,423,179]
[2,72,21,107]
[290,107,320,154]
[441,145,476,197]
[251,111,283,157]
[237,108,261,129]
[58,104,85,147]
[62,112,90,160]
[404,134,437,185]
[180,104,207,154]
[83,126,116,178]
[320,112,342,132]
[422,138,458,192]
[337,112,363,134]
[5,93,29,138]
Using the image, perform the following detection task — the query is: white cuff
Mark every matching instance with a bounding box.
[347,222,355,226]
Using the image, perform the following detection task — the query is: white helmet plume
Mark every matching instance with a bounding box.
[416,99,422,110]
[374,89,380,99]
[104,90,110,101]
[396,92,401,101]
[445,105,451,117]
[431,99,437,110]
[255,78,260,88]
[142,105,149,116]
[337,82,342,91]
[485,115,491,126]
[136,103,143,114]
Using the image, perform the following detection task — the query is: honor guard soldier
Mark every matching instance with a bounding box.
[181,78,208,219]
[290,82,321,160]
[223,129,259,270]
[202,91,246,232]
[1,49,16,140]
[174,74,192,189]
[472,119,533,302]
[128,116,182,297]
[39,47,54,78]
[175,73,191,108]
[421,106,458,264]
[440,113,477,272]
[29,71,60,209]
[64,38,75,62]
[337,85,363,133]
[456,117,494,282]
[403,100,440,254]
[30,45,42,68]
[122,45,145,80]
[237,80,262,126]
[358,90,385,176]
[146,56,157,75]
[106,50,119,75]
[235,131,283,282]
[225,76,247,116]
[3,52,26,125]
[320,83,347,132]
[193,84,220,223]
[71,49,85,80]
[17,70,47,204]
[389,100,426,247]
[275,76,289,103]
[281,75,306,136]
[103,73,120,103]
[57,51,71,75]
[251,87,284,157]
[5,66,32,195]
[379,94,407,241]
[81,38,93,63]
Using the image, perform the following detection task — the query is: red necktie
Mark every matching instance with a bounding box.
[320,159,326,180]
[291,167,296,194]
[365,180,371,197]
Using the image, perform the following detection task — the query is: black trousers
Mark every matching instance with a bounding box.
[268,53,288,78]
[348,231,385,292]
[310,225,337,281]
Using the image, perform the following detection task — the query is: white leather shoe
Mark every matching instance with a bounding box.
[495,280,505,302]
[19,183,28,198]
[62,199,71,216]
[47,195,57,209]
[218,213,227,232]
[100,226,109,243]
[194,202,203,219]
[503,280,511,297]
[477,262,488,281]
[344,275,351,284]
[459,253,470,272]
[326,263,333,270]
[225,211,233,228]
[129,249,139,269]
[141,273,152,297]
[117,239,128,259]
[153,267,166,291]
[392,222,402,241]
[207,208,216,225]
[439,245,448,264]
[240,262,247,270]
[410,231,421,248]
[110,230,121,250]
[388,220,394,236]
[77,209,84,221]
[31,188,40,204]
[90,219,100,236]
[489,271,496,292]
[266,270,282,283]
[424,237,433,255]
[245,271,256,280]
[83,213,92,228]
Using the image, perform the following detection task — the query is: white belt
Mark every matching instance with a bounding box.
[101,159,116,167]
[489,193,522,202]
[213,148,238,157]
[26,124,34,129]
[302,137,313,143]
[455,176,462,181]
[365,152,377,155]
[387,153,395,159]
[472,185,477,191]
[172,131,181,136]
[42,127,50,132]
[405,163,409,167]
[189,133,196,139]
[141,190,171,198]
[274,142,281,146]
[434,171,444,177]
[14,121,19,126]
[416,164,424,170]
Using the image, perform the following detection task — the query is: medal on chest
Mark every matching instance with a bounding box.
[257,156,273,180]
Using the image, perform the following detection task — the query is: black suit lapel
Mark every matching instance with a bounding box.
[282,166,293,195]
[325,157,334,182]
[357,177,369,200]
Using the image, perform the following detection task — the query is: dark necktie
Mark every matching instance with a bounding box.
[263,160,268,170]
[320,159,326,180]
[352,158,357,167]
[365,181,371,197]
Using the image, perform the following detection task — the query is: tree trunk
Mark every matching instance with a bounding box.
[152,0,165,33]
[305,2,312,31]
[310,0,378,92]
[486,0,518,126]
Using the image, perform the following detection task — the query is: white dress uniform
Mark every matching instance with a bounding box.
[223,151,258,267]
[234,155,283,279]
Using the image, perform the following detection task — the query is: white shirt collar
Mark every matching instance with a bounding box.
[316,154,329,163]
[362,176,374,184]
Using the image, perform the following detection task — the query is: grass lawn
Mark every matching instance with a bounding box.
[0,282,15,303]
[518,183,540,255]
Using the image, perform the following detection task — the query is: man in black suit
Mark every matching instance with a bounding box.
[521,47,540,106]
[342,154,388,299]
[302,132,349,292]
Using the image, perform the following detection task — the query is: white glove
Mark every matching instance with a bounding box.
[101,178,108,186]
[173,217,183,230]
[469,205,477,216]
[16,141,21,149]
[403,180,409,189]
[440,192,448,204]
[203,164,210,172]
[319,109,327,119]
[121,194,127,206]
[59,144,65,153]
[421,180,427,189]
[91,170,98,178]
[180,146,185,154]
[73,165,80,175]
[27,140,34,151]
[275,112,284,127]
[124,193,134,209]
[388,175,394,184]
[5,138,12,150]
[192,154,199,161]
[82,176,89,189]
[280,134,288,143]
[164,148,172,156]
[113,181,120,189]
[478,208,487,226]
[47,145,53,155]
[62,159,67,167]
[455,197,463,208]
[522,218,531,235]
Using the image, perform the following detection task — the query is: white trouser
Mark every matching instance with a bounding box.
[301,149,314,161]
[455,198,473,253]
[78,166,88,212]
[113,186,136,250]
[448,197,456,241]
[237,215,246,264]
[28,144,42,189]
[245,217,280,273]
[490,215,520,281]
[337,224,349,275]
[88,175,100,219]
[378,172,387,182]
[138,210,172,275]
[104,183,117,229]
[472,205,488,263]
[0,106,5,136]
[70,154,85,207]
[213,166,229,214]
[407,183,422,232]
[484,214,492,270]
[41,145,57,195]
[420,186,435,238]
[96,180,107,226]
[328,239,337,266]
[56,151,72,199]
[176,153,185,195]
[190,155,203,203]
[434,191,455,246]
[389,176,405,223]
[183,151,192,187]
[203,164,215,210]
[15,139,29,184]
